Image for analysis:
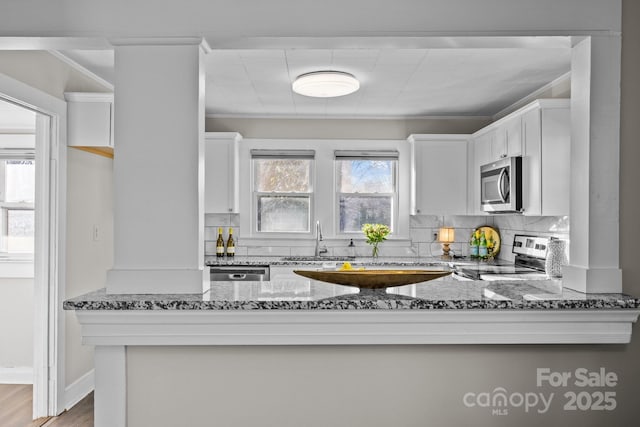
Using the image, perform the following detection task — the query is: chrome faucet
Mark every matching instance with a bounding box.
[315,220,328,257]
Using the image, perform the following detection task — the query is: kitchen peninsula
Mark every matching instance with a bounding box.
[65,255,640,427]
[65,267,640,345]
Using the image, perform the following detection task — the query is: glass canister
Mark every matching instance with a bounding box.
[545,239,568,278]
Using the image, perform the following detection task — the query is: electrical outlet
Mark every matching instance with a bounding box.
[433,232,438,241]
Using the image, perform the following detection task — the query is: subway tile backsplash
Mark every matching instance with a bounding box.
[204,213,569,261]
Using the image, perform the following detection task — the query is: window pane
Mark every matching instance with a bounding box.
[254,159,311,192]
[337,160,395,193]
[7,209,34,253]
[257,196,310,232]
[339,195,392,232]
[5,160,35,203]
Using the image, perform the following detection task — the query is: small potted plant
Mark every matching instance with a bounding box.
[361,223,391,258]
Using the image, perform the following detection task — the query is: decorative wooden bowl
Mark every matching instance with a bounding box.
[293,269,451,290]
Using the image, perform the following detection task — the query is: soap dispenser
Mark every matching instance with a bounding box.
[348,239,356,258]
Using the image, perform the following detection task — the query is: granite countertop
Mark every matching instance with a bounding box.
[204,255,502,267]
[63,277,640,311]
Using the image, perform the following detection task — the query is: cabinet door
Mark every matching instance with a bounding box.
[491,127,507,160]
[471,132,493,215]
[205,134,240,213]
[413,139,468,215]
[540,107,570,216]
[522,108,542,215]
[67,100,113,147]
[505,116,523,157]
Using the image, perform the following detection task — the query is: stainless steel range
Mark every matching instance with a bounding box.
[453,234,552,281]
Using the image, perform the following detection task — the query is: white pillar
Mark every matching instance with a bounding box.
[106,38,206,294]
[94,346,126,427]
[564,36,622,293]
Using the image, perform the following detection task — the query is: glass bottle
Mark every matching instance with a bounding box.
[470,233,479,258]
[226,227,235,258]
[479,231,488,258]
[216,227,225,258]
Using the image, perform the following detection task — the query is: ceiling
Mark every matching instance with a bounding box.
[0,99,35,131]
[59,41,571,119]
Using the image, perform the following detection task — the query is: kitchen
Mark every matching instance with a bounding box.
[2,1,640,427]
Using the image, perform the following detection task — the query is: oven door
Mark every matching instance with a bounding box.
[480,157,522,212]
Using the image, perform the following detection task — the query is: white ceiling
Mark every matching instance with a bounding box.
[59,41,571,119]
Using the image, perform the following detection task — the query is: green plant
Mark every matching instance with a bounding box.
[361,223,391,257]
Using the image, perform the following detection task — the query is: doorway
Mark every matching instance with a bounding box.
[0,72,66,419]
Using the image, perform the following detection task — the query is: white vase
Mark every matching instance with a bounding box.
[545,239,567,278]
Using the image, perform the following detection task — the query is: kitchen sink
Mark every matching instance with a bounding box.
[281,256,356,262]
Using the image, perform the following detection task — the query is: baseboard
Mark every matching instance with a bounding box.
[64,369,94,410]
[0,367,33,384]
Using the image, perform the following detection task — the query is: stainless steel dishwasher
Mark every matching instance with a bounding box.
[209,265,270,281]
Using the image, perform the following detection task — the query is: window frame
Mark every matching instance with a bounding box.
[251,149,315,235]
[334,151,399,236]
[238,139,410,242]
[0,153,35,257]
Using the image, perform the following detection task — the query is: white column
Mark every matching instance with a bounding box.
[564,36,622,293]
[94,346,126,427]
[106,38,206,294]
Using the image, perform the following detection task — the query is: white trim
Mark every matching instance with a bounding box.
[0,367,33,384]
[0,71,67,418]
[492,71,572,120]
[64,369,94,411]
[49,51,114,91]
[76,309,640,346]
[63,92,113,103]
[472,99,571,137]
[109,36,204,46]
[206,113,494,121]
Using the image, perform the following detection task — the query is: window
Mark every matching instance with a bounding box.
[0,157,35,254]
[335,150,398,233]
[252,150,314,233]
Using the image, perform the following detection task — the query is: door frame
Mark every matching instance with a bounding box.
[0,72,67,418]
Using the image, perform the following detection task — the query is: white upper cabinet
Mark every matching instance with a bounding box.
[470,131,493,215]
[204,132,241,213]
[409,134,470,216]
[521,100,571,216]
[487,116,523,161]
[470,99,570,216]
[64,92,114,148]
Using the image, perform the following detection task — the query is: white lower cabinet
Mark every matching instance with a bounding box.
[409,134,470,216]
[204,132,241,213]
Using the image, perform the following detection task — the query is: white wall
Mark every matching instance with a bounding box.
[0,278,34,371]
[65,148,113,386]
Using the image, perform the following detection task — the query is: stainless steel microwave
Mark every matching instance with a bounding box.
[480,156,523,213]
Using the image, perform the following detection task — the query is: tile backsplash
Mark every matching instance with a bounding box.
[205,213,570,262]
[491,215,570,263]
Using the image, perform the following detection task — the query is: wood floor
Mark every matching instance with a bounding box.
[0,384,93,427]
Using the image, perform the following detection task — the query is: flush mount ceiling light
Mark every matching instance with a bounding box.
[292,71,360,98]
